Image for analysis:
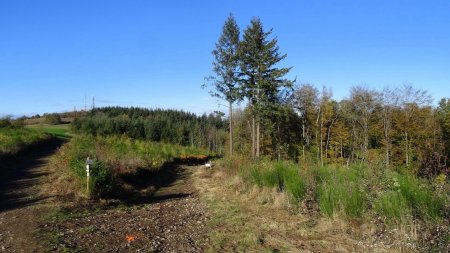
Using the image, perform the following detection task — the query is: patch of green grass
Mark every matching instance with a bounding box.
[396,174,445,220]
[38,230,80,253]
[43,209,81,222]
[27,124,71,139]
[249,160,366,217]
[249,161,307,204]
[205,196,271,252]
[208,232,226,252]
[201,169,295,252]
[277,162,308,204]
[230,156,449,224]
[316,167,366,218]
[250,162,280,188]
[374,190,412,223]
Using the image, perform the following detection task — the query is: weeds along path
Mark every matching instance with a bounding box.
[0,138,64,252]
[40,164,210,252]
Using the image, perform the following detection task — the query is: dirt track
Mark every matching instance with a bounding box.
[0,139,64,252]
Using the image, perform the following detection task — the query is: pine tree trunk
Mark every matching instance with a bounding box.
[256,119,260,158]
[252,112,256,159]
[229,101,233,157]
[277,123,281,161]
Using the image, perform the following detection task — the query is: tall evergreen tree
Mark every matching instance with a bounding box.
[204,14,241,156]
[239,17,293,158]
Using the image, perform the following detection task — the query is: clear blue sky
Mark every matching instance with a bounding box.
[1,0,449,117]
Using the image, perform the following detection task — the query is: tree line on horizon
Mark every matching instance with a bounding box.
[205,14,450,177]
[71,107,227,153]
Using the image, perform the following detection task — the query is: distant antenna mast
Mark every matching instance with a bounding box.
[92,96,95,110]
[84,94,87,111]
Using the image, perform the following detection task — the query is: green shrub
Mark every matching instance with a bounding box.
[0,117,12,128]
[91,160,114,197]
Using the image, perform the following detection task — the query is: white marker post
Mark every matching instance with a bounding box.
[86,157,94,195]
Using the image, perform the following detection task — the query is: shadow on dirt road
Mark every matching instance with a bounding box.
[116,159,207,205]
[0,138,65,212]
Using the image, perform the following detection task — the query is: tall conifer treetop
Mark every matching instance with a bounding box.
[239,17,293,110]
[209,14,241,103]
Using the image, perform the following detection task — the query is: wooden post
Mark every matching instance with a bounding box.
[86,157,94,196]
[86,163,90,194]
